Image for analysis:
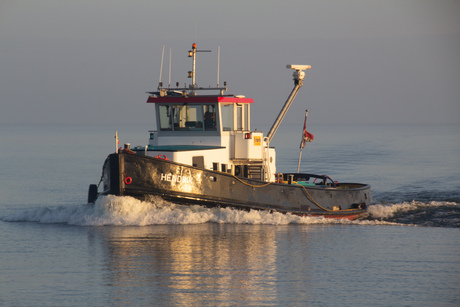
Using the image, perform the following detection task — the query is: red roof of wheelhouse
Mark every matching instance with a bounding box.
[146,96,254,104]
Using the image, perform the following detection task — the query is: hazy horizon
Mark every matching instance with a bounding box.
[1,0,459,127]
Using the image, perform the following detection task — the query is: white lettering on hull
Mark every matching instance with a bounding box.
[160,168,193,184]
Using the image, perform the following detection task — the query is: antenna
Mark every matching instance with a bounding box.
[159,44,165,85]
[217,46,220,87]
[150,44,228,97]
[168,48,172,87]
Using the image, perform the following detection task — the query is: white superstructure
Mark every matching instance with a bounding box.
[132,43,310,183]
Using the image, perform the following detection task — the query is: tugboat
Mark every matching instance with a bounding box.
[88,43,372,220]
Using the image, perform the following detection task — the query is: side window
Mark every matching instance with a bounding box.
[221,104,234,131]
[158,105,172,130]
[244,103,250,130]
[236,105,243,130]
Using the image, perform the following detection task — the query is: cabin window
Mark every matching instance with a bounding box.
[203,104,217,131]
[177,104,203,130]
[158,104,204,131]
[244,103,250,130]
[159,105,172,131]
[236,105,243,130]
[172,105,189,130]
[158,103,218,132]
[221,104,234,131]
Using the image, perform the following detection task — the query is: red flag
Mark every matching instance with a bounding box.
[300,110,313,149]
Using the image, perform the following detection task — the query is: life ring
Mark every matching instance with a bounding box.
[124,176,132,185]
[155,154,169,161]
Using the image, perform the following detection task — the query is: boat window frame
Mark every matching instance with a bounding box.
[203,104,217,131]
[236,105,243,130]
[244,103,250,130]
[221,103,234,131]
[158,104,172,131]
[156,102,220,134]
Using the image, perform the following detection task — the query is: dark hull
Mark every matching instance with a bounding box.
[91,152,372,220]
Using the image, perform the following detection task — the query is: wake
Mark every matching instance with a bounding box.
[2,195,459,227]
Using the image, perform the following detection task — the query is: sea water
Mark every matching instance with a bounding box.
[1,123,459,306]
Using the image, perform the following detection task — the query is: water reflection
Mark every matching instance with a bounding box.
[98,224,281,306]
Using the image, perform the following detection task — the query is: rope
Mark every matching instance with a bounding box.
[232,175,272,188]
[231,174,356,212]
[297,184,357,212]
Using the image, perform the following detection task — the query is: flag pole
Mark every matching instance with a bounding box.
[115,131,119,153]
[297,110,309,173]
[296,147,303,173]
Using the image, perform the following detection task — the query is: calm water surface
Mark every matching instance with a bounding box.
[1,123,459,306]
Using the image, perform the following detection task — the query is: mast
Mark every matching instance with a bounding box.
[297,109,310,172]
[188,43,211,93]
[266,65,311,143]
[154,43,227,97]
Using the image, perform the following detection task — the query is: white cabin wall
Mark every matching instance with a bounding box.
[145,148,230,171]
[233,131,263,160]
[268,147,276,182]
[153,135,223,146]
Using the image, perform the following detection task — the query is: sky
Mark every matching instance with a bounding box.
[1,0,459,127]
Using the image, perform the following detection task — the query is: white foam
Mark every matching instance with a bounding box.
[367,200,459,219]
[3,196,457,226]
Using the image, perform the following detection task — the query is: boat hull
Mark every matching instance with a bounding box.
[92,152,372,220]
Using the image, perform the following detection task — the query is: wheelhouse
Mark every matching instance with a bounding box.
[148,96,253,140]
[138,93,275,181]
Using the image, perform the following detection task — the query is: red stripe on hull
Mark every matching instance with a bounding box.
[303,211,367,220]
